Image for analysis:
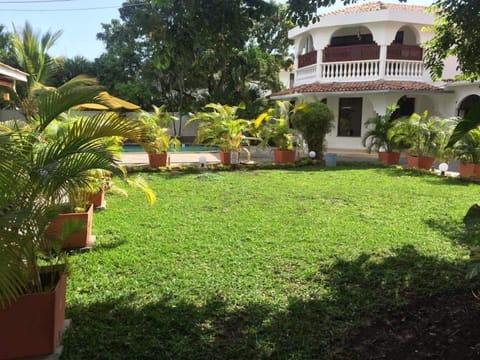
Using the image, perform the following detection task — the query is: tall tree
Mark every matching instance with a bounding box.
[424,0,480,81]
[50,56,96,87]
[11,21,62,89]
[0,25,15,64]
[96,0,292,124]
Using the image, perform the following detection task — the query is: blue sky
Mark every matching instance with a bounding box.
[0,0,124,60]
[0,0,434,61]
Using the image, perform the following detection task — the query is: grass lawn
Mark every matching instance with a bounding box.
[61,165,480,359]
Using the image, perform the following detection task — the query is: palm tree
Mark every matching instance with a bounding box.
[12,21,62,89]
[393,111,454,158]
[448,102,480,147]
[361,105,399,153]
[452,128,480,164]
[254,100,296,151]
[0,77,152,306]
[188,103,250,152]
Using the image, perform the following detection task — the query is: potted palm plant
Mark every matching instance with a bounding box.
[452,128,480,177]
[138,105,180,167]
[84,170,111,208]
[254,101,297,163]
[361,105,402,165]
[188,103,250,165]
[393,111,454,170]
[0,77,152,359]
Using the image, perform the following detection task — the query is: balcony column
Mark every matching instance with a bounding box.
[379,45,387,78]
[316,49,323,81]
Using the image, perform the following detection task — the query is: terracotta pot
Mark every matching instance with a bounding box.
[45,204,94,250]
[219,151,231,165]
[458,162,476,177]
[86,186,105,208]
[148,152,168,167]
[0,273,67,359]
[475,164,480,179]
[274,149,296,163]
[378,152,401,165]
[407,155,434,170]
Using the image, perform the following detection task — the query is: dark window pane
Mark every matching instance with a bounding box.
[330,34,374,47]
[338,98,362,137]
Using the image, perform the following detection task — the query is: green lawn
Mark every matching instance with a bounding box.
[61,165,479,359]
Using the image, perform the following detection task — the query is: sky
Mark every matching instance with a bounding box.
[0,0,124,60]
[0,0,435,61]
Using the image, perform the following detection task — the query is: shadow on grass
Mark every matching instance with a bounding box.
[377,166,478,187]
[281,161,386,173]
[126,162,386,179]
[425,215,480,248]
[61,245,473,360]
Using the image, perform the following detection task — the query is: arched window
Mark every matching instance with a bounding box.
[387,26,422,61]
[458,95,480,118]
[391,26,418,46]
[391,96,415,120]
[299,34,314,55]
[324,26,378,62]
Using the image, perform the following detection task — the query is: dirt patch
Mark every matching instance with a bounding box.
[336,289,480,359]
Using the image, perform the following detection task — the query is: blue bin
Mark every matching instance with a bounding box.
[324,153,337,167]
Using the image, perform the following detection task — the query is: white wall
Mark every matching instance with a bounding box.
[279,69,293,89]
[442,56,461,80]
[296,92,455,151]
[443,83,480,117]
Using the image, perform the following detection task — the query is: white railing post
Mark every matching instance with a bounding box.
[316,50,323,81]
[379,45,387,78]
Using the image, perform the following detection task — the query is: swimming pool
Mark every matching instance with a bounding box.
[122,144,219,153]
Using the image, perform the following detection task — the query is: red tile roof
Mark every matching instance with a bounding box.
[322,1,427,17]
[271,80,446,97]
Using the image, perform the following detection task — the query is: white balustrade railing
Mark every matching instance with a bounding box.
[385,60,424,79]
[294,59,426,85]
[320,60,380,81]
[295,64,317,83]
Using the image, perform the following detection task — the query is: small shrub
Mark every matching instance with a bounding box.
[292,101,334,158]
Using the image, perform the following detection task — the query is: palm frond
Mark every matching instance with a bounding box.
[448,102,480,147]
[34,77,103,131]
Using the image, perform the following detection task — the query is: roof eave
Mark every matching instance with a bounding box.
[0,63,29,83]
[271,89,452,99]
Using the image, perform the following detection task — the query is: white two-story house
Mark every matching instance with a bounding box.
[272,1,480,152]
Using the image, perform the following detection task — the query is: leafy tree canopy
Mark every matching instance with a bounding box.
[0,25,15,64]
[424,0,480,80]
[95,0,293,117]
[51,56,96,87]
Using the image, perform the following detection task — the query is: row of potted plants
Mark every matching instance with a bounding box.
[137,100,480,176]
[361,105,480,173]
[140,100,334,167]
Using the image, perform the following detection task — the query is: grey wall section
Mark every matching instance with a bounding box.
[0,109,25,121]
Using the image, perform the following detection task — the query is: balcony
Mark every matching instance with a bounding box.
[298,50,317,68]
[295,58,425,84]
[323,44,380,63]
[387,44,423,61]
[294,44,425,85]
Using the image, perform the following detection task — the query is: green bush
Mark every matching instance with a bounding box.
[292,101,334,158]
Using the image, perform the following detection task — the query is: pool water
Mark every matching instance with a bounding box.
[122,144,218,153]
